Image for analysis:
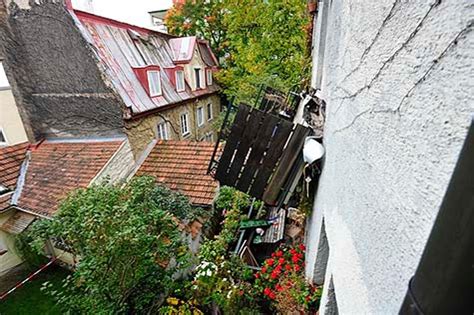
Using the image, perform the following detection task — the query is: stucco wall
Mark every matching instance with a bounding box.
[0,89,28,145]
[126,94,221,156]
[305,0,474,313]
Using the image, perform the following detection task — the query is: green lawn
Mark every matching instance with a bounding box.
[0,266,69,315]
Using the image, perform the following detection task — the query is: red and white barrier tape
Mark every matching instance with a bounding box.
[0,257,57,301]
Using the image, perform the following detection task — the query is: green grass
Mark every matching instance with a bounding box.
[0,266,70,315]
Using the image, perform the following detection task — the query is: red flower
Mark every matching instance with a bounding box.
[278,258,285,265]
[305,295,311,302]
[271,252,276,257]
[275,250,283,257]
[292,255,300,263]
[239,290,244,296]
[275,284,283,292]
[285,264,292,271]
[255,273,260,279]
[294,264,301,272]
[261,266,267,274]
[290,249,297,255]
[299,244,306,251]
[263,287,272,296]
[268,291,276,299]
[267,258,275,266]
[270,270,279,279]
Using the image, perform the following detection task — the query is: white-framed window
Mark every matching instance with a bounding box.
[0,128,7,145]
[157,121,168,140]
[207,103,213,121]
[147,70,162,96]
[175,70,185,92]
[0,62,10,90]
[180,112,190,136]
[206,69,213,85]
[194,68,205,89]
[194,68,201,89]
[197,107,204,127]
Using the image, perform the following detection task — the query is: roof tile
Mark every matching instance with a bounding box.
[17,140,122,217]
[136,140,221,206]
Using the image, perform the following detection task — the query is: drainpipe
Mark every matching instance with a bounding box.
[399,119,474,314]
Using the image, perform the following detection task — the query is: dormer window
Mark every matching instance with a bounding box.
[147,70,162,97]
[206,69,213,85]
[176,70,185,92]
[194,68,205,90]
[194,68,201,90]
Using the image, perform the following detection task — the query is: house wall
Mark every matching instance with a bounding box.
[0,89,28,145]
[0,209,22,275]
[125,94,221,156]
[0,1,125,141]
[304,1,474,314]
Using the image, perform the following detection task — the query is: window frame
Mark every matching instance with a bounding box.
[197,107,204,127]
[147,70,162,97]
[156,121,169,140]
[206,69,213,85]
[207,103,213,121]
[175,70,185,92]
[180,112,190,136]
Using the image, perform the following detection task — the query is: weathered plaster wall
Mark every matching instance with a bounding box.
[125,94,221,156]
[1,0,124,140]
[0,209,23,275]
[93,139,136,184]
[305,0,474,313]
[0,89,28,145]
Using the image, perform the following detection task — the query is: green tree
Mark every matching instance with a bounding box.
[27,177,191,314]
[165,0,310,103]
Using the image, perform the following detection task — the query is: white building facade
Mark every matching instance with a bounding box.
[304,0,474,313]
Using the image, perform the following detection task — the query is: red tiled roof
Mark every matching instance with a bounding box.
[17,140,122,217]
[0,193,13,212]
[0,142,29,190]
[136,140,220,206]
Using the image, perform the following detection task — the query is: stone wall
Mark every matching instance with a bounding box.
[0,0,125,141]
[305,0,474,313]
[126,94,221,156]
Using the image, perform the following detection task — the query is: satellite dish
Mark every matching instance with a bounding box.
[303,136,325,164]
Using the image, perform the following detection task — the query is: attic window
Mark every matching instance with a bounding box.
[194,68,202,90]
[147,70,162,97]
[176,70,185,92]
[206,69,213,85]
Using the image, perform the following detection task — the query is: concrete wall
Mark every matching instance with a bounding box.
[125,94,221,155]
[0,89,28,145]
[305,0,474,314]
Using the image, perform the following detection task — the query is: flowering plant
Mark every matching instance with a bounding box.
[254,244,321,313]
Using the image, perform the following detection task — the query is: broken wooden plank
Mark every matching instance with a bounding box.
[226,110,265,185]
[248,120,293,198]
[236,114,279,193]
[215,104,251,185]
[262,124,311,205]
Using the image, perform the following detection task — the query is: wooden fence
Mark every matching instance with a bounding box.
[214,104,311,205]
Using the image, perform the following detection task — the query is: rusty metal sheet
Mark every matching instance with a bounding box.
[74,16,220,115]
